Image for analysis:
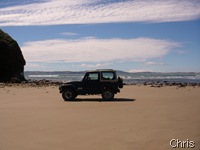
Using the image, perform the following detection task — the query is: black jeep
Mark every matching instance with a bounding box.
[59,69,123,101]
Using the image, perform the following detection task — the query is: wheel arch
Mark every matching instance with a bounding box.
[62,84,76,91]
[101,86,117,94]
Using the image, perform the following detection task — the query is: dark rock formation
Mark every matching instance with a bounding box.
[0,29,26,82]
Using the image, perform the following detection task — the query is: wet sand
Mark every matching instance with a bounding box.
[0,85,199,150]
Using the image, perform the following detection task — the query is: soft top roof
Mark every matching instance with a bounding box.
[86,69,116,73]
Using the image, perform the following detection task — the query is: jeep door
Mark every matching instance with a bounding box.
[82,72,101,94]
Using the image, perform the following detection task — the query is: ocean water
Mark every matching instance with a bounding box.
[24,71,200,84]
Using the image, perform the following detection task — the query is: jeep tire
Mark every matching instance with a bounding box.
[102,89,114,100]
[62,89,76,101]
[118,77,123,88]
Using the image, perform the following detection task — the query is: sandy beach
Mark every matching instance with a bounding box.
[0,85,199,150]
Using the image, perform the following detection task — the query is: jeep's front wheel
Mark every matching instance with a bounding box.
[62,89,76,101]
[102,89,114,100]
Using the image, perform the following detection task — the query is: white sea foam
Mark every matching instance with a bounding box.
[25,72,200,84]
[28,75,59,78]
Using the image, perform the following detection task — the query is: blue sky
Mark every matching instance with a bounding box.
[0,0,200,72]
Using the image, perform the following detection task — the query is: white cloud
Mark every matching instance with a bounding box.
[0,0,200,26]
[21,37,181,64]
[61,32,79,36]
[25,62,46,70]
[176,50,187,54]
[128,69,152,73]
[145,61,166,65]
[80,63,111,68]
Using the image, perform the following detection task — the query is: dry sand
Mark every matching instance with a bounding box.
[0,85,199,150]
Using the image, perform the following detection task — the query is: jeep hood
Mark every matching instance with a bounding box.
[65,81,81,85]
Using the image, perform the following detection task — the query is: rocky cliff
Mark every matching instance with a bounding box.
[0,29,26,82]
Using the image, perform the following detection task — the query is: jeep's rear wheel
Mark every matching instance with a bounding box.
[102,89,114,100]
[62,89,76,101]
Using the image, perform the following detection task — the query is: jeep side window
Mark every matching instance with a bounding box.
[101,72,115,80]
[85,73,99,80]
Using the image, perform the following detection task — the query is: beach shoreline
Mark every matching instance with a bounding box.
[1,78,200,88]
[0,84,199,150]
